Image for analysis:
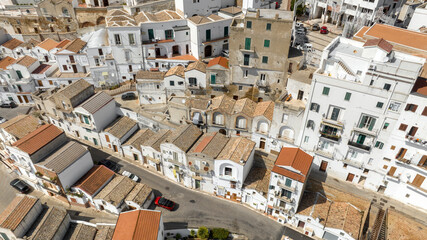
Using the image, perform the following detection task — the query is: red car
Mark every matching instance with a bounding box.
[320,26,328,34]
[155,196,175,211]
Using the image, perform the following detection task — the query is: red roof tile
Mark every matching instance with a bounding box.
[412,77,427,96]
[193,133,216,153]
[113,210,161,240]
[56,39,71,49]
[0,195,38,231]
[74,165,115,196]
[0,56,15,70]
[12,124,63,155]
[363,38,393,53]
[1,38,23,50]
[31,64,52,74]
[273,147,313,182]
[36,38,59,51]
[208,56,229,69]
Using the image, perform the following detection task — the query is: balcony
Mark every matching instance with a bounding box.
[353,125,378,137]
[166,158,184,167]
[319,130,341,142]
[321,118,344,129]
[342,158,364,169]
[239,45,256,53]
[275,192,294,204]
[277,181,296,192]
[41,183,62,195]
[315,149,334,159]
[405,135,427,148]
[188,84,201,89]
[348,141,371,152]
[145,156,161,164]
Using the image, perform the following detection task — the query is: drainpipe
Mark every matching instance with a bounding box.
[298,78,317,148]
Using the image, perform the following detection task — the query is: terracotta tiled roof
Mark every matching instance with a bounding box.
[165,125,202,152]
[78,91,113,114]
[1,38,23,50]
[189,132,229,158]
[14,55,38,67]
[12,124,64,155]
[104,116,138,140]
[74,165,115,196]
[253,101,274,121]
[353,26,369,40]
[56,39,71,49]
[113,210,161,240]
[37,38,59,51]
[363,38,393,53]
[207,56,229,69]
[233,98,257,116]
[165,65,185,78]
[220,6,242,15]
[31,64,52,74]
[273,147,313,182]
[135,70,165,80]
[21,38,40,49]
[217,137,255,165]
[125,183,152,205]
[168,54,197,61]
[209,95,236,114]
[58,38,86,53]
[0,195,38,231]
[95,175,136,206]
[412,77,427,96]
[325,202,363,239]
[0,56,15,70]
[0,115,41,139]
[243,167,271,196]
[143,129,171,152]
[37,141,88,174]
[186,61,206,73]
[297,192,331,225]
[124,129,155,149]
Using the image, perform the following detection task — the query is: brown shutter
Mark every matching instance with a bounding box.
[411,105,418,112]
[422,107,427,116]
[411,174,425,188]
[409,127,418,136]
[405,104,411,111]
[399,124,408,131]
[396,148,407,160]
[418,155,427,167]
[387,166,397,176]
[105,134,110,142]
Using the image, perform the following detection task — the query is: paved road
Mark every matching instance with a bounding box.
[0,106,33,120]
[0,164,19,213]
[89,147,311,240]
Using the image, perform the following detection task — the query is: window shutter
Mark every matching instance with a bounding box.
[409,126,418,136]
[411,105,418,112]
[387,166,397,176]
[405,104,411,111]
[399,124,408,131]
[368,118,376,131]
[359,116,367,128]
[422,107,427,116]
[411,174,425,188]
[418,155,427,167]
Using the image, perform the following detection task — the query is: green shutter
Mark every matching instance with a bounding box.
[262,56,268,63]
[322,87,330,95]
[148,29,154,40]
[245,38,251,50]
[16,70,23,79]
[359,116,367,128]
[211,74,216,84]
[264,39,270,48]
[206,29,211,41]
[344,92,351,101]
[357,134,366,144]
[285,178,292,187]
[224,26,229,37]
[244,54,250,66]
[368,118,376,131]
[266,23,271,30]
[246,21,252,28]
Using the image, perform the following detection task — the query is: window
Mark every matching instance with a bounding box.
[225,167,232,176]
[114,34,121,45]
[322,87,330,96]
[330,107,341,121]
[244,70,248,78]
[281,189,292,199]
[383,83,391,91]
[408,126,418,136]
[376,102,384,109]
[359,115,376,131]
[344,92,351,101]
[396,148,407,160]
[246,21,252,29]
[125,51,130,61]
[148,29,154,40]
[307,120,315,130]
[170,81,175,86]
[178,81,184,85]
[375,141,384,149]
[262,56,268,64]
[310,103,320,112]
[224,26,229,37]
[128,33,135,45]
[388,102,401,112]
[165,29,173,40]
[245,38,251,50]
[173,152,178,161]
[243,54,250,66]
[282,114,288,123]
[189,77,197,86]
[260,74,266,80]
[285,178,292,187]
[383,122,389,129]
[264,39,270,48]
[206,29,211,41]
[399,124,408,131]
[210,74,216,84]
[405,104,418,112]
[266,23,271,30]
[422,107,427,116]
[98,48,103,55]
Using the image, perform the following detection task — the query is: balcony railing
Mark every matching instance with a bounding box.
[322,118,344,128]
[315,149,334,159]
[239,45,256,53]
[319,130,341,142]
[348,141,371,152]
[275,192,294,204]
[342,158,364,169]
[405,135,427,148]
[145,156,161,164]
[353,124,378,136]
[277,181,296,192]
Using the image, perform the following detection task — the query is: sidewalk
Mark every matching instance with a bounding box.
[309,171,427,225]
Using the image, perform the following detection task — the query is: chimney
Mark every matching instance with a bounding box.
[256,9,260,18]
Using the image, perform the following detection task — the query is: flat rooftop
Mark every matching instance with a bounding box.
[246,9,293,20]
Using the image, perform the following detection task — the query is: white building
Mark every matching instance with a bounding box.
[93,175,136,214]
[213,137,256,201]
[101,116,139,156]
[7,55,39,104]
[407,2,427,32]
[55,38,89,74]
[122,128,155,162]
[185,60,207,95]
[299,37,425,190]
[34,38,60,63]
[164,65,187,97]
[175,0,235,18]
[141,129,171,173]
[241,0,277,12]
[267,147,314,224]
[136,71,167,104]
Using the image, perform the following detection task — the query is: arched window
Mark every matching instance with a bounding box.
[307,120,315,130]
[279,126,294,139]
[257,121,269,133]
[213,112,224,125]
[235,116,247,129]
[62,7,69,17]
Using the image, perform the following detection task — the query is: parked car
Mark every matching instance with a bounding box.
[99,159,120,172]
[122,170,140,182]
[0,117,6,123]
[320,26,328,34]
[312,23,320,31]
[10,179,31,193]
[121,92,136,101]
[0,101,17,108]
[155,196,175,211]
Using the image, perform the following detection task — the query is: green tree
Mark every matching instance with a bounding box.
[197,226,209,239]
[291,0,306,16]
[212,228,229,240]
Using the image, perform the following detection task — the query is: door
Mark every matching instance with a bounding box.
[204,45,212,58]
[17,95,23,103]
[298,221,305,228]
[320,160,328,172]
[143,156,147,164]
[195,180,200,189]
[113,145,118,152]
[356,134,366,144]
[23,95,29,103]
[156,163,161,172]
[93,138,98,146]
[133,154,138,161]
[297,90,304,100]
[243,54,250,65]
[75,131,80,138]
[148,29,154,40]
[259,140,265,149]
[16,70,23,79]
[155,48,161,57]
[245,38,251,50]
[44,55,49,62]
[346,173,355,182]
[72,65,78,73]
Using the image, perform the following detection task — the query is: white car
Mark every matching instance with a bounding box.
[0,117,6,124]
[122,170,140,182]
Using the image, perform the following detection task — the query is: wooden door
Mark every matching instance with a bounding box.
[44,55,49,62]
[259,140,265,149]
[346,173,355,182]
[75,131,80,138]
[72,65,78,73]
[319,161,328,172]
[17,95,23,103]
[23,95,29,103]
[156,163,161,172]
[113,145,118,152]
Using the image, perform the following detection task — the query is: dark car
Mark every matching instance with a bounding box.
[312,23,320,31]
[121,92,136,101]
[10,179,31,193]
[320,26,328,34]
[155,196,175,211]
[1,101,17,108]
[99,159,120,172]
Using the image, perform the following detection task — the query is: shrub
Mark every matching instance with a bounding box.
[197,226,209,239]
[212,228,229,240]
[175,233,182,240]
[190,230,196,237]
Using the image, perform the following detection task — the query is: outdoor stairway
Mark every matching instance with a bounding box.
[338,61,355,76]
[370,208,387,240]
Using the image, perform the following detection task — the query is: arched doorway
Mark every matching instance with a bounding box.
[96,16,106,25]
[205,45,212,58]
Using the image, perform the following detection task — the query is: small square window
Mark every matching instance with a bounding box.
[170,81,175,86]
[383,123,389,129]
[384,83,391,91]
[322,87,330,96]
[266,23,271,30]
[246,21,252,29]
[239,86,243,91]
[344,92,351,101]
[262,56,268,64]
[376,102,384,108]
[304,136,309,142]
